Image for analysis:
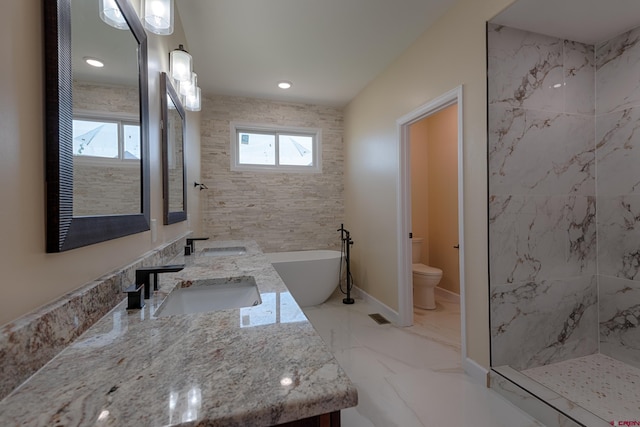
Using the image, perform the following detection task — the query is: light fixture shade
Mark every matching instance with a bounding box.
[170,45,192,82]
[185,87,201,112]
[99,0,129,30]
[179,73,197,98]
[144,0,174,35]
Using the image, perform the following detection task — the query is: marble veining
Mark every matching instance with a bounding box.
[489,17,640,426]
[599,275,640,366]
[593,24,640,372]
[0,236,186,401]
[564,40,595,116]
[596,107,640,196]
[596,26,640,115]
[488,24,564,111]
[597,196,640,281]
[488,23,599,374]
[0,240,357,426]
[303,294,543,426]
[489,195,596,286]
[490,276,598,370]
[489,106,595,196]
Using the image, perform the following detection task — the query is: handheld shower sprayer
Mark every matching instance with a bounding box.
[338,224,355,304]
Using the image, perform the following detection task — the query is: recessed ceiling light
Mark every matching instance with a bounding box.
[278,81,292,90]
[84,57,104,68]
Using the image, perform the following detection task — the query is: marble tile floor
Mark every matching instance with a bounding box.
[523,353,640,423]
[302,293,545,427]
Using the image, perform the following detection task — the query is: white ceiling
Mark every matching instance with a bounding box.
[175,0,457,106]
[490,0,640,45]
[77,0,640,106]
[72,0,139,87]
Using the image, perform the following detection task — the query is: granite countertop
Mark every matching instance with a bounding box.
[0,240,357,426]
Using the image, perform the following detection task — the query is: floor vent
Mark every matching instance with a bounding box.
[368,313,390,325]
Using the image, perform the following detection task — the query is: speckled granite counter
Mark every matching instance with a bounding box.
[0,240,357,426]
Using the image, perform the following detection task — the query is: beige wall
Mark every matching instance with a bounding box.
[0,0,200,326]
[344,0,515,367]
[426,105,459,294]
[409,119,430,262]
[410,105,459,294]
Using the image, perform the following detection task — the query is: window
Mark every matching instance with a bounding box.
[231,122,321,173]
[73,115,141,161]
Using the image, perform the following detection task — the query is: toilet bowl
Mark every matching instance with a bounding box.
[412,264,442,310]
[411,238,443,310]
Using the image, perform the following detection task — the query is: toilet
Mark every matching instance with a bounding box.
[412,238,443,310]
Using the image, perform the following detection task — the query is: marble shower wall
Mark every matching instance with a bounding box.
[488,24,598,370]
[199,95,344,253]
[595,26,640,368]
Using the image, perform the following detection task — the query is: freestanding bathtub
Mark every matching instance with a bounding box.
[266,250,343,307]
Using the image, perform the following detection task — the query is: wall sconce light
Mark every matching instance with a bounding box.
[169,45,200,112]
[180,73,198,98]
[185,87,201,112]
[143,0,174,35]
[99,0,129,30]
[170,45,193,82]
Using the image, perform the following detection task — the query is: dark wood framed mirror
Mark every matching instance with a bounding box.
[43,0,150,252]
[160,72,187,225]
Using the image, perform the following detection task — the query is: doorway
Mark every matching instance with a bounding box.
[396,86,468,368]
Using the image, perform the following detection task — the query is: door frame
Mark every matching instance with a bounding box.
[395,85,466,359]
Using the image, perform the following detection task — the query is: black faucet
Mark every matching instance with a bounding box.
[136,265,185,300]
[125,264,185,309]
[185,237,209,255]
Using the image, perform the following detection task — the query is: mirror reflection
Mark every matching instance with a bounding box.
[71,0,141,216]
[166,92,184,213]
[161,72,187,224]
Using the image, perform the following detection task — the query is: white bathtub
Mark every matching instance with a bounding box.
[266,250,343,307]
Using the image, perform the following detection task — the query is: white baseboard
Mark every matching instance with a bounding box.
[463,357,489,386]
[353,286,400,325]
[435,286,460,303]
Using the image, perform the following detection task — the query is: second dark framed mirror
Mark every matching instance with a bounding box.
[160,72,187,225]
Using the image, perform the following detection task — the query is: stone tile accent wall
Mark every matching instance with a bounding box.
[200,95,344,252]
[73,81,139,116]
[488,24,598,370]
[0,235,187,400]
[595,27,640,368]
[74,162,141,215]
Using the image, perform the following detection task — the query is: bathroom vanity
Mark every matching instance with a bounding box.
[0,240,357,426]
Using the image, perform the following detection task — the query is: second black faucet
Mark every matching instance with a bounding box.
[185,237,209,255]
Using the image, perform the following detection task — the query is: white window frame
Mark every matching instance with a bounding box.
[73,110,141,166]
[230,122,322,173]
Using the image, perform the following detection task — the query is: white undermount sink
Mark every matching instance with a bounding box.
[154,276,261,317]
[201,246,247,256]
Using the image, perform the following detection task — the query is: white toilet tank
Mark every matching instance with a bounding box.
[411,238,423,263]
